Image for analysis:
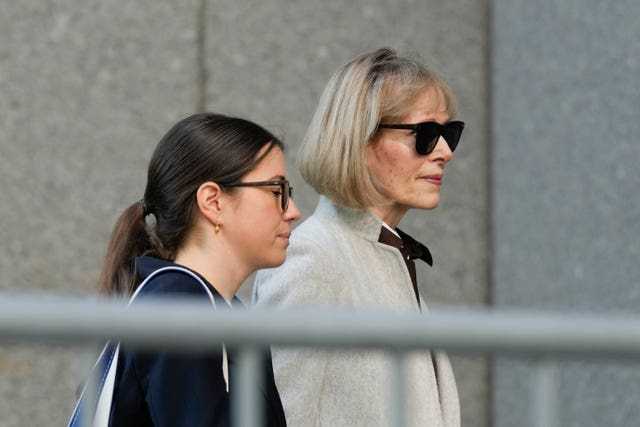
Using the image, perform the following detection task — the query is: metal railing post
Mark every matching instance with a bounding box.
[390,351,408,427]
[77,343,100,427]
[532,358,557,427]
[232,346,263,427]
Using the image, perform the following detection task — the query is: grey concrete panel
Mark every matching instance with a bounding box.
[1,1,198,293]
[205,1,490,425]
[0,1,198,425]
[0,1,490,425]
[492,0,640,425]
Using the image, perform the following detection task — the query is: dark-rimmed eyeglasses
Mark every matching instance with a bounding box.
[378,121,465,155]
[227,180,293,211]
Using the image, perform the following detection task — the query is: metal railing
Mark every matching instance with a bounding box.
[2,294,640,426]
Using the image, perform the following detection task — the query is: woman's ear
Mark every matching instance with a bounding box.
[196,182,224,226]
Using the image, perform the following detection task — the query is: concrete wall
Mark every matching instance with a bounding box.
[492,0,640,426]
[0,1,489,425]
[1,2,199,425]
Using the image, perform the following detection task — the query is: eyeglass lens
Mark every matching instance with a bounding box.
[281,181,292,211]
[416,122,464,155]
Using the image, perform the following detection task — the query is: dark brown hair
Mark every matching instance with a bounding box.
[98,113,283,295]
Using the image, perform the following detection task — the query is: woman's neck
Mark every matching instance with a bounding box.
[173,244,249,301]
[368,203,408,229]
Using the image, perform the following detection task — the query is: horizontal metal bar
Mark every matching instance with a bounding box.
[1,294,640,358]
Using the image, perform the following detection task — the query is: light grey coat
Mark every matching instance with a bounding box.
[253,196,460,427]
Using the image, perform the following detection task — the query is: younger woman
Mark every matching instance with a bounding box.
[95,112,299,426]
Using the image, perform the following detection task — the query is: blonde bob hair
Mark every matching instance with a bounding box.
[298,47,458,210]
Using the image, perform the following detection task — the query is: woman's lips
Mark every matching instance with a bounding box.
[278,232,291,243]
[421,175,442,185]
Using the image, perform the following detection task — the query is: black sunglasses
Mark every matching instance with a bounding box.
[227,179,293,211]
[378,120,465,155]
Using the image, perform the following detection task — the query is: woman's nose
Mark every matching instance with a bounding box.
[431,136,453,162]
[285,198,301,222]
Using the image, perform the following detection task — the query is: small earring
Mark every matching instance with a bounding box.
[215,224,220,233]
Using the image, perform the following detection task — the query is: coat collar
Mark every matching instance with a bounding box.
[314,196,433,266]
[314,196,384,243]
[135,256,243,307]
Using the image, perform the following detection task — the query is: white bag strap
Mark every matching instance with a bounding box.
[92,345,120,427]
[67,344,118,427]
[69,266,223,427]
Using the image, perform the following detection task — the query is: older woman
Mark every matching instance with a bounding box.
[253,48,464,426]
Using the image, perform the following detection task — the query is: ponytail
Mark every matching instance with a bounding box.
[98,201,154,296]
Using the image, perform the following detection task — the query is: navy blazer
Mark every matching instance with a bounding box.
[109,256,286,427]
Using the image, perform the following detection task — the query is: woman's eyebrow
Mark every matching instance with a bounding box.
[268,174,286,180]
